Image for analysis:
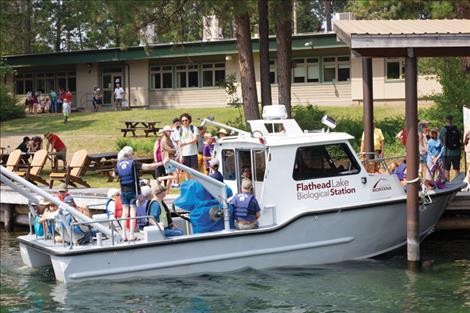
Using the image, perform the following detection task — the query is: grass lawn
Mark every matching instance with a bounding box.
[1,105,406,188]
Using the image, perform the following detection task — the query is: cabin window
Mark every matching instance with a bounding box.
[252,150,266,182]
[150,65,173,89]
[386,59,405,80]
[292,143,360,180]
[222,149,236,180]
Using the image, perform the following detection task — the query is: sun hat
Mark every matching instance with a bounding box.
[218,128,228,135]
[209,159,219,167]
[38,197,51,206]
[162,125,173,132]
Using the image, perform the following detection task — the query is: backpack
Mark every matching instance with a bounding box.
[154,138,162,162]
[179,125,195,137]
[445,126,460,150]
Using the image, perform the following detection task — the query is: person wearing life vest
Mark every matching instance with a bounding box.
[55,184,77,208]
[116,146,167,241]
[439,114,461,181]
[147,184,183,237]
[230,180,261,230]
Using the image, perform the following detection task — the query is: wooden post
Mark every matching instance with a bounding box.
[4,204,15,232]
[362,57,374,159]
[405,48,420,269]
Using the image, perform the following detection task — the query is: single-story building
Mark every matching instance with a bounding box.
[2,32,441,110]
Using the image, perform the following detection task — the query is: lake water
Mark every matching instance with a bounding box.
[1,229,469,313]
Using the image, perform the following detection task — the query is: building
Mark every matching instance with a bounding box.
[3,32,441,110]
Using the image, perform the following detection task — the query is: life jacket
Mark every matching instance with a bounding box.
[232,193,257,220]
[146,199,172,227]
[55,192,77,208]
[116,159,135,185]
[154,138,162,162]
[400,128,407,145]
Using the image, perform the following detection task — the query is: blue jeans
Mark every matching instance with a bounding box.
[121,190,137,206]
[164,227,183,237]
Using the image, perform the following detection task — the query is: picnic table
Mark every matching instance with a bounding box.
[120,121,161,137]
[86,153,156,182]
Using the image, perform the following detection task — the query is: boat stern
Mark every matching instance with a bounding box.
[18,235,52,268]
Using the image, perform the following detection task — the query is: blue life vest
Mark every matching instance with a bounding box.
[116,159,135,185]
[232,193,256,220]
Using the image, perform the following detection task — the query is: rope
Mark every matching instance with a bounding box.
[406,177,420,184]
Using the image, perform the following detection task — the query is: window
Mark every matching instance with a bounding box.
[202,63,225,87]
[323,56,350,82]
[293,58,306,83]
[292,58,320,84]
[222,149,236,180]
[150,65,173,89]
[292,143,360,180]
[15,74,33,94]
[177,64,199,88]
[56,72,76,91]
[252,150,266,182]
[269,60,276,84]
[386,59,405,80]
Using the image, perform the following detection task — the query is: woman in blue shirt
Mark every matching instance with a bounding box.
[426,128,443,180]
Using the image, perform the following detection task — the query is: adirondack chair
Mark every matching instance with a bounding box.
[49,150,90,189]
[15,149,49,186]
[5,149,22,172]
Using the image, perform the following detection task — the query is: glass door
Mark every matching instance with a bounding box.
[102,67,124,105]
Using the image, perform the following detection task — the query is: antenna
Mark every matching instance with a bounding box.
[321,115,337,133]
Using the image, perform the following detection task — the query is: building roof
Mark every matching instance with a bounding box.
[5,33,346,68]
[334,19,470,57]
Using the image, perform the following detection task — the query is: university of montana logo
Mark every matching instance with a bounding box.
[372,178,392,192]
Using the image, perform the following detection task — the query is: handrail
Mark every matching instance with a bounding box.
[0,165,113,238]
[200,118,251,136]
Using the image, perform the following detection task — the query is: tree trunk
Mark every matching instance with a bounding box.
[234,7,260,121]
[274,0,293,117]
[55,2,62,52]
[25,0,32,53]
[324,0,332,32]
[258,0,272,108]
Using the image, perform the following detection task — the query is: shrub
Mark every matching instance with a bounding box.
[0,86,24,121]
[115,137,155,156]
[292,105,326,130]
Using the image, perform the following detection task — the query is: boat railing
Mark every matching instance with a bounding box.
[360,153,406,174]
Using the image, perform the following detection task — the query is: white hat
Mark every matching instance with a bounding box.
[37,197,51,206]
[209,159,219,167]
[218,128,228,135]
[162,125,173,132]
[107,188,120,199]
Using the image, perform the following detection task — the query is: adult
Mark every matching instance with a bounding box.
[426,128,443,183]
[202,133,214,174]
[464,130,470,189]
[49,90,57,113]
[92,86,98,111]
[147,184,183,237]
[218,128,228,139]
[241,165,252,183]
[57,88,65,113]
[29,136,43,152]
[209,159,223,182]
[63,89,72,123]
[55,184,77,207]
[418,121,430,177]
[113,83,125,111]
[439,115,461,181]
[197,126,207,173]
[94,87,103,112]
[230,180,261,230]
[116,146,166,241]
[136,185,152,230]
[105,188,121,219]
[171,117,182,187]
[360,122,385,159]
[16,136,31,164]
[44,132,67,169]
[177,113,199,172]
[159,125,178,190]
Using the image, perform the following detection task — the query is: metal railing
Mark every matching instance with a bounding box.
[360,153,406,174]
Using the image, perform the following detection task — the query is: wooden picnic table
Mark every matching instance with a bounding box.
[120,121,161,137]
[87,152,118,170]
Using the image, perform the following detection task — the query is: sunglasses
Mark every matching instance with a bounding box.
[182,119,189,122]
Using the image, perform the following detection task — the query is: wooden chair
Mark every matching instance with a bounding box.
[5,149,22,172]
[15,149,48,185]
[49,150,90,189]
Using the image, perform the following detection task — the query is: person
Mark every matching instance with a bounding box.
[33,198,55,237]
[360,123,385,158]
[439,115,461,181]
[177,113,199,172]
[16,136,31,164]
[44,132,67,169]
[241,165,252,183]
[209,159,223,182]
[49,90,57,113]
[218,128,228,140]
[113,83,125,111]
[116,146,167,241]
[94,87,103,112]
[92,86,98,111]
[57,88,65,113]
[29,136,43,152]
[202,133,214,174]
[147,184,183,236]
[42,96,51,114]
[197,126,207,173]
[464,130,470,190]
[55,184,77,207]
[395,159,407,185]
[25,91,34,114]
[136,185,153,230]
[63,90,72,123]
[426,128,444,184]
[158,125,178,190]
[55,206,94,245]
[230,180,261,230]
[171,117,182,187]
[418,121,430,177]
[105,188,121,219]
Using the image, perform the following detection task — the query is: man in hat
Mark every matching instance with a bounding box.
[147,185,183,237]
[439,115,461,181]
[44,132,67,169]
[209,159,223,182]
[218,128,228,139]
[55,184,77,208]
[230,180,261,230]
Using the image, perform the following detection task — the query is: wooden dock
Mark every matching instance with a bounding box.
[436,191,470,230]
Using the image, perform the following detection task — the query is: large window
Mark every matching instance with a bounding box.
[202,63,225,87]
[386,59,405,80]
[323,56,350,82]
[57,72,76,92]
[292,58,319,83]
[150,65,173,89]
[176,64,199,88]
[15,73,33,94]
[15,71,75,95]
[222,149,236,180]
[293,143,360,180]
[269,60,276,84]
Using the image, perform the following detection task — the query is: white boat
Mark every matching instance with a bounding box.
[2,105,465,283]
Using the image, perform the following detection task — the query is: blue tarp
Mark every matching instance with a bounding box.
[174,180,234,233]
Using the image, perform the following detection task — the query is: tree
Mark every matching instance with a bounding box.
[273,0,293,117]
[233,0,260,121]
[258,0,272,107]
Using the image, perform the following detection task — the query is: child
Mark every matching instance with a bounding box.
[63,99,71,123]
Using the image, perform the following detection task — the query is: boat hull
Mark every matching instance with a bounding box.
[18,190,455,283]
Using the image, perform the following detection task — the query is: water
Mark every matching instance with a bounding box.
[1,229,469,313]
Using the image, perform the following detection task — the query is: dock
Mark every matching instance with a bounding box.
[436,191,470,230]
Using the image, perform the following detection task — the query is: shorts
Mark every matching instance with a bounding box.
[164,163,176,174]
[443,155,460,171]
[120,190,137,206]
[183,154,198,170]
[56,149,67,160]
[419,154,427,164]
[156,165,166,177]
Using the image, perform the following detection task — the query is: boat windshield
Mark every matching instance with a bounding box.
[292,143,360,180]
